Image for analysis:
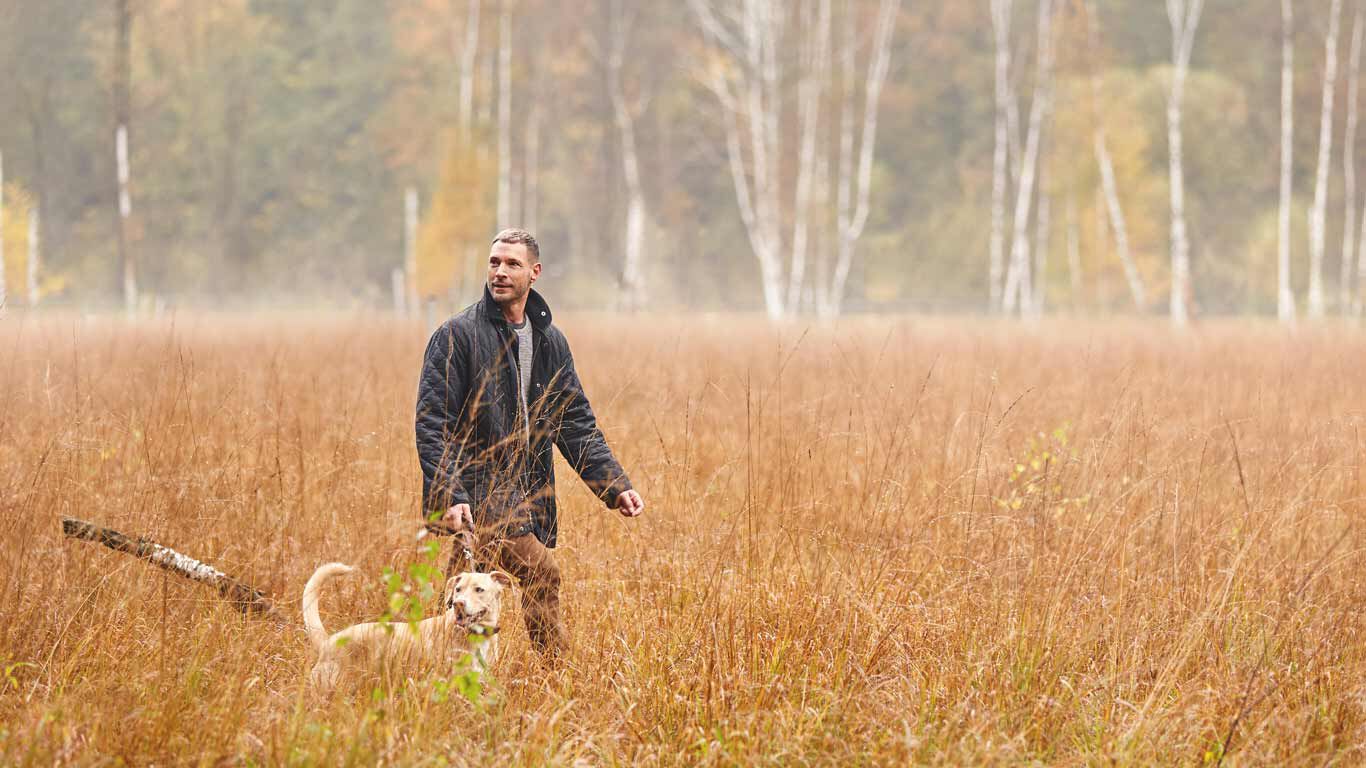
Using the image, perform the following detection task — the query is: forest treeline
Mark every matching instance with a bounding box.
[0,0,1362,319]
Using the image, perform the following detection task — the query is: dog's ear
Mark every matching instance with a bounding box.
[489,571,513,588]
[442,575,461,603]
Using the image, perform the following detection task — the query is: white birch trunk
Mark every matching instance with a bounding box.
[692,0,895,318]
[1165,0,1205,327]
[1358,192,1366,313]
[1002,0,1056,317]
[825,0,899,318]
[118,123,136,314]
[690,0,787,318]
[458,0,481,135]
[1094,136,1145,310]
[404,186,419,314]
[496,1,512,226]
[1031,147,1050,317]
[787,0,831,313]
[1342,5,1363,315]
[1278,0,1297,324]
[1086,0,1146,310]
[1309,0,1343,319]
[27,204,39,307]
[391,267,406,315]
[989,0,1014,312]
[608,0,648,310]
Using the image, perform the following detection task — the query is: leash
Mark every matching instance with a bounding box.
[446,528,479,575]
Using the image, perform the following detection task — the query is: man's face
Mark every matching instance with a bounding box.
[488,242,540,305]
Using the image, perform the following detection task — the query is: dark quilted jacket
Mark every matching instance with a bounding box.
[415,286,632,547]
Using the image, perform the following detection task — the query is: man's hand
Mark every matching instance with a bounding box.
[615,490,645,518]
[428,503,473,535]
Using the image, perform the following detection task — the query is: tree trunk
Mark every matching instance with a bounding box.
[1309,0,1343,319]
[27,204,39,307]
[608,0,649,310]
[115,0,135,314]
[1166,0,1204,327]
[62,517,283,622]
[786,0,830,313]
[692,0,895,319]
[1086,0,1146,311]
[405,186,419,312]
[1002,0,1056,317]
[1032,145,1050,317]
[989,0,1014,312]
[690,0,787,319]
[1094,135,1144,310]
[826,0,899,318]
[1279,0,1297,324]
[1342,4,1363,315]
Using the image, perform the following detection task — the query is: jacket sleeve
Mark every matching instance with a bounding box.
[416,322,471,518]
[552,342,633,507]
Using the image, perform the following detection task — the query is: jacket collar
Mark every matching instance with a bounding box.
[481,285,553,330]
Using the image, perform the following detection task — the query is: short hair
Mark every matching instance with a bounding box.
[491,228,539,263]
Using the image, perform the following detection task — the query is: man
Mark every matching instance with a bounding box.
[415,228,645,661]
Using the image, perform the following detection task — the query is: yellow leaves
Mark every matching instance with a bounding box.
[998,424,1091,516]
[2,182,35,303]
[416,132,493,299]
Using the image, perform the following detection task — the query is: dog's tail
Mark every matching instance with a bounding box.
[302,562,354,651]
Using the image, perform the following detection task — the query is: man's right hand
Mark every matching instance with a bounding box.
[427,503,473,535]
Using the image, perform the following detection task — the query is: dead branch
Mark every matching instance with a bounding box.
[61,517,284,623]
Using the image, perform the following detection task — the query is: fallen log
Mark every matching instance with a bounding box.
[61,517,285,623]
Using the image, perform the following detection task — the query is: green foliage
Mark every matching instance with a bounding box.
[378,537,442,635]
[373,536,491,706]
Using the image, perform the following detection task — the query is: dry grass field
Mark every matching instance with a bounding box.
[0,313,1363,766]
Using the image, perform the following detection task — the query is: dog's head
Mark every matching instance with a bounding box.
[442,571,512,630]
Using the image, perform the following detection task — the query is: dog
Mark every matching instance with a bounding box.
[302,562,512,694]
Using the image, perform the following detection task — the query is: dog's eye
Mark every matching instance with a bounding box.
[475,586,484,593]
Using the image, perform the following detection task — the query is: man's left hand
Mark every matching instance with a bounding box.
[615,489,645,518]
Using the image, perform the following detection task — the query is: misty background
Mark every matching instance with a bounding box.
[0,0,1360,320]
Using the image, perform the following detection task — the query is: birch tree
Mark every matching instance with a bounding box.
[689,0,792,318]
[823,0,898,318]
[690,0,898,319]
[115,0,135,313]
[788,0,830,313]
[1086,0,1146,310]
[606,0,651,310]
[405,186,419,314]
[988,0,1014,311]
[1308,0,1343,319]
[1031,141,1051,317]
[1165,0,1204,326]
[1278,0,1297,324]
[1342,3,1363,315]
[27,205,39,307]
[1001,0,1056,317]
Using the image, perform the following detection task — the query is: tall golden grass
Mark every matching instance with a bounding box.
[0,313,1363,765]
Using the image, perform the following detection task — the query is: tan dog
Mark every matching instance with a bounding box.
[302,562,511,693]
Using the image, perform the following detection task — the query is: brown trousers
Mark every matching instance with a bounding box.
[455,530,567,659]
